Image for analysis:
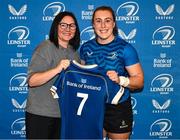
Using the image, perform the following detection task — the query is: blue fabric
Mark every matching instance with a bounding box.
[80,36,139,102]
[51,61,123,139]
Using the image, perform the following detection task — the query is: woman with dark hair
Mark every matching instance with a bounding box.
[80,6,144,139]
[25,11,80,139]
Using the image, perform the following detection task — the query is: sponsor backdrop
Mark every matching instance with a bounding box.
[0,0,179,139]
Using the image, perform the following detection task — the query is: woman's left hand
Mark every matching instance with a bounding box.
[106,70,119,83]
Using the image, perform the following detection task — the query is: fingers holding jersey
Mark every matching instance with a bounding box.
[56,59,70,72]
[106,70,119,83]
[61,59,70,70]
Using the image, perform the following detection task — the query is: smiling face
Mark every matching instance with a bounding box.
[58,15,76,45]
[93,10,115,44]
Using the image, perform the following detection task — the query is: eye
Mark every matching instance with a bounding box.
[70,24,76,28]
[59,23,67,28]
[105,18,113,23]
[94,19,102,24]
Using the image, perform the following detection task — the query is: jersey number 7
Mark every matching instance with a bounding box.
[77,92,88,116]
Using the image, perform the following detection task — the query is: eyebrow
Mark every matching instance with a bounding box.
[60,22,75,24]
[94,17,113,20]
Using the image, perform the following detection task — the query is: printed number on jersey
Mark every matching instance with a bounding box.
[77,92,88,116]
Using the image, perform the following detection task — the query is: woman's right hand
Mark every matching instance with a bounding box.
[56,59,70,73]
[28,59,70,87]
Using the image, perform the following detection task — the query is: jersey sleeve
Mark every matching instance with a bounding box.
[50,71,64,98]
[111,86,124,104]
[106,78,124,104]
[124,44,139,66]
[99,68,124,104]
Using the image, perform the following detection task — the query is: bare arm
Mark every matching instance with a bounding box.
[125,63,144,90]
[107,63,144,90]
[28,59,70,87]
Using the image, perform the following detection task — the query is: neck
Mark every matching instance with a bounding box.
[97,35,115,45]
[59,41,69,48]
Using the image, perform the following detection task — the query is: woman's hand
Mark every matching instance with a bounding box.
[106,70,119,83]
[56,59,70,73]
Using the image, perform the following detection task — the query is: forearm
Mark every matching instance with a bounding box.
[107,70,144,90]
[123,63,144,90]
[127,74,144,90]
[28,59,70,87]
[28,67,61,87]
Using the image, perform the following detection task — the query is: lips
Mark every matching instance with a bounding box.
[62,32,72,37]
[99,29,108,33]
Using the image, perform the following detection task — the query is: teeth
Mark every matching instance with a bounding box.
[100,30,107,33]
[63,33,71,36]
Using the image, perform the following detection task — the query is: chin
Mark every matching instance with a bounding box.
[99,36,109,40]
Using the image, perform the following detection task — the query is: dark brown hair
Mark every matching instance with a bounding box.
[49,11,80,50]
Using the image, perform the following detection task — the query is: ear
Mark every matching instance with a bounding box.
[113,22,115,28]
[92,23,95,29]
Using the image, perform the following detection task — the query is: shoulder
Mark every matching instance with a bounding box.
[36,40,54,50]
[34,40,56,54]
[115,37,136,51]
[79,39,96,53]
[82,38,96,47]
[114,36,128,47]
[124,42,137,54]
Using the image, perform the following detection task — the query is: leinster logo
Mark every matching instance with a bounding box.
[80,26,95,44]
[7,26,30,47]
[11,118,26,137]
[8,26,29,40]
[151,74,173,88]
[9,73,28,94]
[152,26,175,48]
[131,97,137,109]
[131,97,137,115]
[150,119,172,138]
[116,1,140,23]
[150,73,173,94]
[153,26,175,40]
[116,1,139,16]
[43,2,65,21]
[107,52,118,60]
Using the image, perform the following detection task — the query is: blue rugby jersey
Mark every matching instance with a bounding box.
[50,60,124,139]
[80,36,139,103]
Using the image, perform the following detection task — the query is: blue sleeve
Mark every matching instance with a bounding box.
[124,44,139,66]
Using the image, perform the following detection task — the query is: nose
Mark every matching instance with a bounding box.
[65,25,71,31]
[101,21,106,28]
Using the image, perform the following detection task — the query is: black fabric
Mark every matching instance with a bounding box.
[25,112,61,139]
[104,97,133,133]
